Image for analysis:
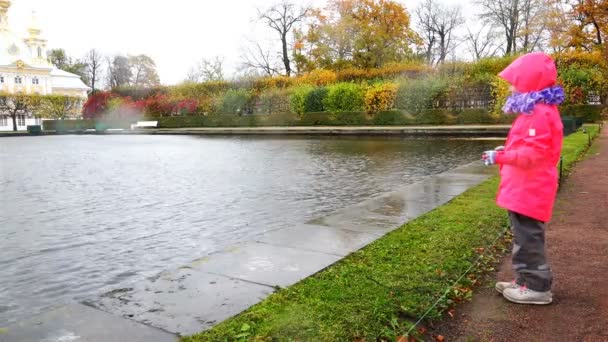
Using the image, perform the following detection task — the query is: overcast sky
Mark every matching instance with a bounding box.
[9,0,476,85]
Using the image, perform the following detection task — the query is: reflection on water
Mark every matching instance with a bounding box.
[0,135,498,325]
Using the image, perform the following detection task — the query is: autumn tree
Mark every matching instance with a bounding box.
[129,55,161,88]
[258,1,309,76]
[569,0,607,49]
[36,95,81,120]
[297,0,420,70]
[107,55,132,88]
[0,93,40,131]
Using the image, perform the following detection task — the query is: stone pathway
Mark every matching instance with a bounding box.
[3,161,496,341]
[433,127,608,341]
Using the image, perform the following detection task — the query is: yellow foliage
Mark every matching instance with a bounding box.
[490,76,511,116]
[295,69,338,86]
[254,76,295,92]
[364,83,398,114]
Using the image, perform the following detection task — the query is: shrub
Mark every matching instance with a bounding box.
[112,86,168,101]
[364,83,398,114]
[324,83,365,112]
[42,119,95,132]
[373,110,416,125]
[216,89,251,114]
[299,112,335,126]
[305,87,328,113]
[82,92,117,119]
[457,108,497,124]
[489,76,511,116]
[254,76,294,91]
[560,104,604,122]
[257,89,292,114]
[170,81,231,99]
[297,69,338,86]
[265,113,298,126]
[333,111,369,125]
[290,85,315,115]
[335,62,429,82]
[415,109,453,125]
[138,94,174,117]
[395,78,448,114]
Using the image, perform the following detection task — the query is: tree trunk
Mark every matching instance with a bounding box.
[281,33,291,77]
[91,67,96,94]
[592,21,603,45]
[505,33,513,55]
[11,113,17,132]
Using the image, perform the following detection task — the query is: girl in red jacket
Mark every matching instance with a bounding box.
[482,52,565,305]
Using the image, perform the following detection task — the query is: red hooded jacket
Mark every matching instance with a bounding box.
[494,53,564,222]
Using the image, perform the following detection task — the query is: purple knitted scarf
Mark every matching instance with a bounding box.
[503,86,565,115]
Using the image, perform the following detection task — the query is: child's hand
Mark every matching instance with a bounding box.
[495,146,505,151]
[482,150,498,166]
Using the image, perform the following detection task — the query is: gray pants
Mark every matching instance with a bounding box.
[509,211,553,292]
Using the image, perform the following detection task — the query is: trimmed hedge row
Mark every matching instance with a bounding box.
[155,105,602,128]
[42,105,603,131]
[42,119,136,132]
[559,104,604,122]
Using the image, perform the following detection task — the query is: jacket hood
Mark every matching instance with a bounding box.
[498,52,557,93]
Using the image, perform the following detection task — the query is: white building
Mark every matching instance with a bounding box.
[0,0,89,131]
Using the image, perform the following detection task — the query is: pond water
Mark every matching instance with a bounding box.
[0,135,498,325]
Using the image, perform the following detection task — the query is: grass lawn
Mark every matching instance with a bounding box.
[184,125,600,342]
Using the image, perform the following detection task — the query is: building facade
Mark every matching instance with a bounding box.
[0,0,89,131]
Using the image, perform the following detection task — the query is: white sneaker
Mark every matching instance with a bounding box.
[503,285,553,305]
[495,280,518,294]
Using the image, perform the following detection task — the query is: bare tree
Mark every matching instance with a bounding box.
[241,41,281,77]
[83,49,103,93]
[465,24,502,60]
[433,6,465,63]
[258,1,309,76]
[416,0,464,65]
[477,0,522,55]
[186,56,224,83]
[415,0,437,64]
[517,0,548,52]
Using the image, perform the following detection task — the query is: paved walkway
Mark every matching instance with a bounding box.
[434,127,608,341]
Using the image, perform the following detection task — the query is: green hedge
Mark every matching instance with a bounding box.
[42,119,142,132]
[373,110,416,125]
[150,106,600,128]
[324,83,365,112]
[43,119,95,132]
[298,112,336,126]
[415,109,453,125]
[560,104,604,122]
[457,108,496,124]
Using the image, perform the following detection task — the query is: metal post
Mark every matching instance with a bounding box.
[559,157,563,188]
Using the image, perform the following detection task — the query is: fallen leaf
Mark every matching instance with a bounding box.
[436,335,445,342]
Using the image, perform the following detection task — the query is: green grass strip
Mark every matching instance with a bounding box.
[184,125,600,342]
